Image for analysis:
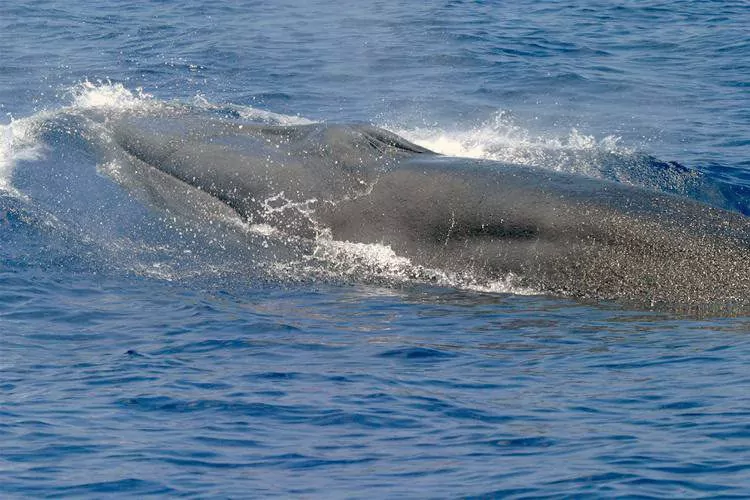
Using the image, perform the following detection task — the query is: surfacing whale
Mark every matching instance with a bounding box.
[96,109,750,312]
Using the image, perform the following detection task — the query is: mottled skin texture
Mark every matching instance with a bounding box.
[104,111,750,312]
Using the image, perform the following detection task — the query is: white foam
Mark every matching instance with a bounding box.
[260,191,318,219]
[385,111,628,175]
[1,81,166,197]
[246,223,280,237]
[463,274,539,296]
[69,80,158,112]
[0,122,12,192]
[96,159,124,183]
[313,237,413,276]
[67,81,313,127]
[0,116,45,197]
[309,231,540,296]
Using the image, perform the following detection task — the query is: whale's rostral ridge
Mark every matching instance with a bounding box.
[84,107,750,312]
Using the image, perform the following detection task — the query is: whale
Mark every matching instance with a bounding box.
[94,109,750,312]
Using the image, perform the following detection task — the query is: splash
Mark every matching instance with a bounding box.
[1,82,162,195]
[69,80,158,112]
[0,122,11,192]
[309,229,539,296]
[0,117,45,197]
[386,111,629,178]
[313,234,414,278]
[465,274,538,296]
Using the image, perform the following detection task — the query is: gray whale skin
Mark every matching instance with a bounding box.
[106,113,750,313]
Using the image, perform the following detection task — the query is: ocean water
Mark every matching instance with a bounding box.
[2,0,750,497]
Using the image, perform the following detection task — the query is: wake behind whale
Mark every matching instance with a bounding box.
[11,97,750,313]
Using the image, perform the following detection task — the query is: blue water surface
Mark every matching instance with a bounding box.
[1,1,750,497]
